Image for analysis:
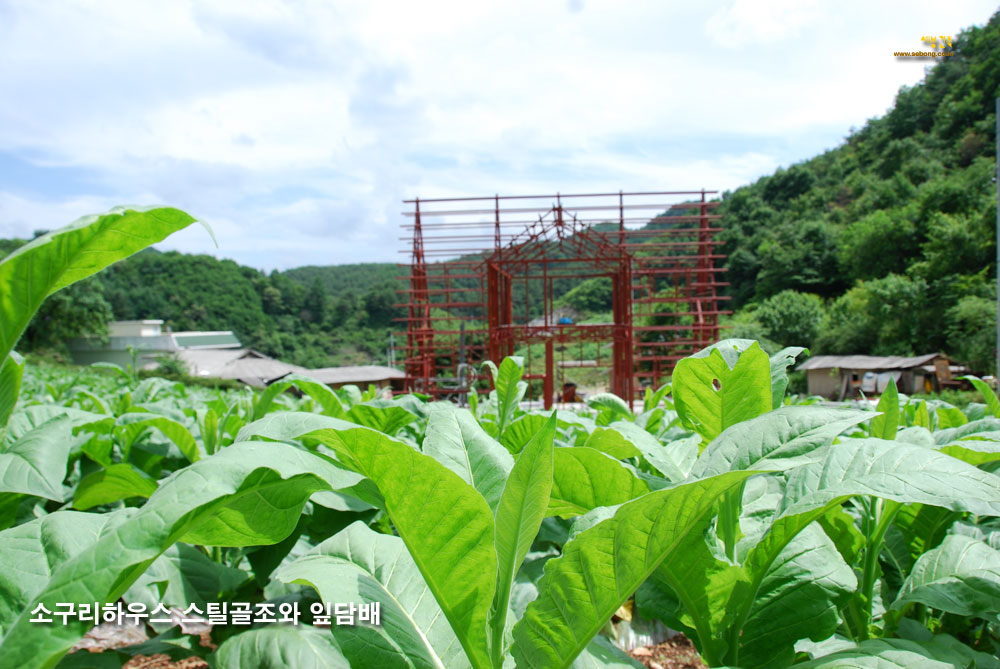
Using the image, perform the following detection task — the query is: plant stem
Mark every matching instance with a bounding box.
[487,590,510,669]
[856,498,900,640]
[719,482,746,562]
[845,599,865,641]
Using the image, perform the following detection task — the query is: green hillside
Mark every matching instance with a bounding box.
[283,263,401,298]
[718,11,999,371]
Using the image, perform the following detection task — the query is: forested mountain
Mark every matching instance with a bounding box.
[718,10,999,371]
[283,263,401,299]
[4,10,998,372]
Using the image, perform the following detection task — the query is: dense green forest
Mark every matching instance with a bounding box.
[719,10,999,372]
[3,10,998,373]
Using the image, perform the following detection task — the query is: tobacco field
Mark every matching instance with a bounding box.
[3,209,1000,668]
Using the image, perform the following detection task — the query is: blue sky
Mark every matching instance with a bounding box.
[0,0,995,270]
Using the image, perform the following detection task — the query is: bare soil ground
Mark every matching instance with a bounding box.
[64,612,706,668]
[628,635,707,669]
[122,657,208,669]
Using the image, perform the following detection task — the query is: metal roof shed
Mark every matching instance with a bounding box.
[307,365,406,389]
[796,353,947,399]
[796,353,947,400]
[176,348,307,387]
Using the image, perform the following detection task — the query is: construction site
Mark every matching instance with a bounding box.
[394,190,730,407]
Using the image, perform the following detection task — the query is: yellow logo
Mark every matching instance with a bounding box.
[921,35,953,50]
[894,36,954,58]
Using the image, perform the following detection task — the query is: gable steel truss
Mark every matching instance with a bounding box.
[395,190,729,406]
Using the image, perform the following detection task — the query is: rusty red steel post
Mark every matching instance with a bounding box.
[544,338,554,410]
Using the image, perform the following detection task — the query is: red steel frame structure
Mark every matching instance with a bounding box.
[396,191,729,406]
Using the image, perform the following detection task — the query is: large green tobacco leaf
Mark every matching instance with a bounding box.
[796,636,1000,668]
[883,503,957,579]
[725,440,1000,658]
[690,406,870,571]
[692,406,872,478]
[501,414,553,454]
[484,357,526,439]
[737,525,856,669]
[346,401,418,435]
[235,411,347,443]
[276,521,470,669]
[586,393,635,424]
[937,438,1000,466]
[0,441,358,668]
[935,406,968,429]
[965,375,1000,418]
[0,416,73,501]
[490,415,555,664]
[645,437,1000,667]
[548,447,650,518]
[871,376,899,440]
[304,424,497,669]
[0,352,24,430]
[251,373,345,420]
[640,523,855,669]
[589,421,694,482]
[126,542,247,613]
[73,463,158,510]
[233,412,388,509]
[0,510,132,636]
[511,470,756,668]
[115,413,200,463]
[213,625,349,669]
[0,207,200,363]
[934,417,1000,444]
[781,438,1000,518]
[892,533,1000,617]
[423,407,514,512]
[582,426,642,460]
[769,346,807,408]
[4,406,109,445]
[765,438,1000,599]
[502,412,596,452]
[672,340,772,443]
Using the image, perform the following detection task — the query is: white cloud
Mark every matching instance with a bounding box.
[0,0,996,269]
[706,0,824,48]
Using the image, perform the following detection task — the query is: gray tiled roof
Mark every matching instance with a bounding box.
[796,353,943,371]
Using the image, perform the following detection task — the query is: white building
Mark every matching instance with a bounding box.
[68,319,241,369]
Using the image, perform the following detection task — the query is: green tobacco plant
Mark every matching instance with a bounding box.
[237,409,560,667]
[672,339,773,444]
[0,441,359,666]
[629,341,1000,666]
[238,407,750,668]
[0,207,204,366]
[482,356,527,440]
[0,207,204,430]
[5,333,1000,668]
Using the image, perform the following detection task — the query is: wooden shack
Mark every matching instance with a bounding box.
[796,353,963,399]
